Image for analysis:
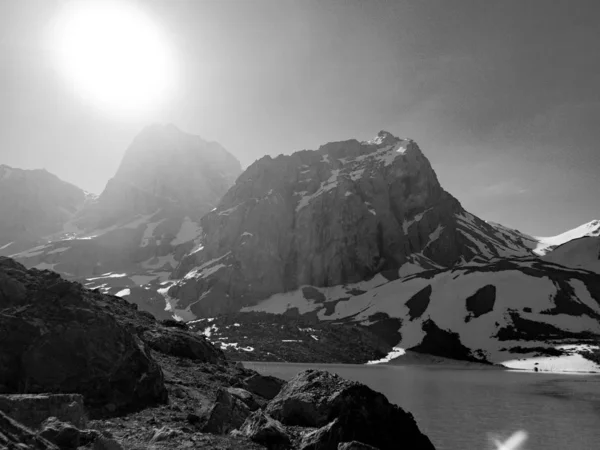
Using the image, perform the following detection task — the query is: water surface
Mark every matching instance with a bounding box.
[244,362,600,450]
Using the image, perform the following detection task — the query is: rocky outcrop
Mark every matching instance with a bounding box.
[239,370,435,450]
[169,131,532,317]
[187,312,392,364]
[0,258,168,417]
[0,394,86,430]
[237,373,285,400]
[141,327,223,363]
[202,388,252,434]
[0,410,59,450]
[237,411,291,450]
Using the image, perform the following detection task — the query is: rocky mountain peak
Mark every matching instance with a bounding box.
[165,131,532,318]
[363,130,405,147]
[91,125,242,220]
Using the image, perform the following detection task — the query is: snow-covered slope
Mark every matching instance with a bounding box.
[542,236,600,273]
[243,258,600,372]
[488,219,600,256]
[487,220,600,273]
[534,220,600,255]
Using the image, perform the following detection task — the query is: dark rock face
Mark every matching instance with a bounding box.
[0,410,59,450]
[238,410,291,450]
[188,313,391,364]
[406,286,432,320]
[465,285,496,319]
[0,258,168,417]
[202,389,251,434]
[142,328,223,363]
[264,370,435,450]
[239,373,285,400]
[0,394,86,430]
[39,417,82,450]
[170,131,531,317]
[410,320,484,363]
[226,388,261,412]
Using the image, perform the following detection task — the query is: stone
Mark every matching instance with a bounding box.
[202,389,251,435]
[150,426,182,443]
[39,417,81,449]
[238,410,291,450]
[227,387,260,411]
[265,370,435,450]
[0,410,58,450]
[241,373,285,400]
[0,394,86,430]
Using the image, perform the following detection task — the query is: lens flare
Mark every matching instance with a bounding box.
[491,430,528,450]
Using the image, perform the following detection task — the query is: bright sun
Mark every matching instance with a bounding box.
[50,1,175,116]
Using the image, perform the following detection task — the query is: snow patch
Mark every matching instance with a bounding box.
[366,347,406,365]
[171,217,202,246]
[47,246,70,254]
[296,170,340,212]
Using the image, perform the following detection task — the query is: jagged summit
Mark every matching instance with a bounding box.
[101,125,242,217]
[362,130,411,147]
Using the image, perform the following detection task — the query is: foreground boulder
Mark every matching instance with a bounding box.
[202,388,251,434]
[239,373,285,400]
[0,258,167,417]
[264,370,435,450]
[0,410,58,450]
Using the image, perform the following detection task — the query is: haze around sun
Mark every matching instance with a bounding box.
[49,0,176,117]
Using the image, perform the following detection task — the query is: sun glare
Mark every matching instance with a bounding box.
[50,1,175,116]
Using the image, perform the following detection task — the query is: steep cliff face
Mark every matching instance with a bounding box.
[0,165,95,256]
[168,131,532,317]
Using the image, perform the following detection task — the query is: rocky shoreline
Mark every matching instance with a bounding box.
[0,257,435,449]
[186,312,393,364]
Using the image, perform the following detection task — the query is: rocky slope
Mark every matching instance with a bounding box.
[186,312,392,363]
[167,131,534,318]
[8,124,242,319]
[0,257,434,449]
[0,164,95,257]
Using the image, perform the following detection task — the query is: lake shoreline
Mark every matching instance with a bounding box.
[242,349,600,375]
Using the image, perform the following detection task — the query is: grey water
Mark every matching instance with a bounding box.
[243,362,600,450]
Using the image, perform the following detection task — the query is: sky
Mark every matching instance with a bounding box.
[1,0,599,236]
